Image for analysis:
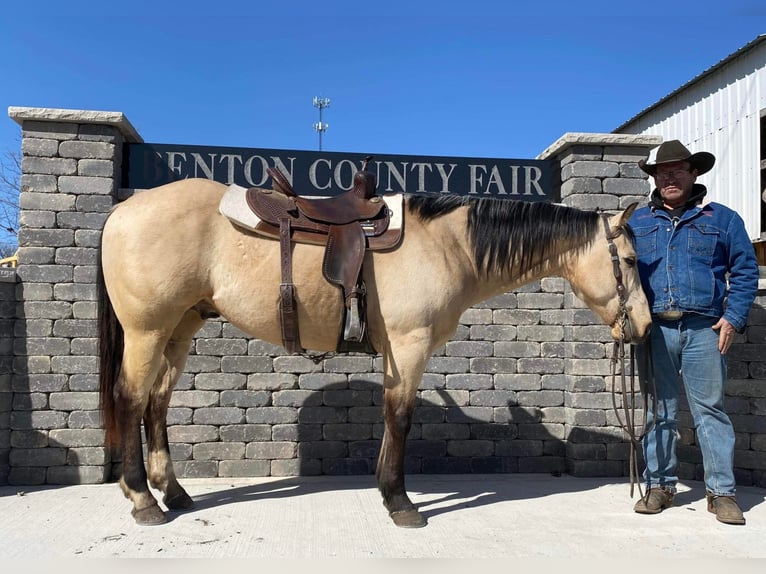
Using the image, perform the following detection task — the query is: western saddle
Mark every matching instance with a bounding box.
[244,157,401,355]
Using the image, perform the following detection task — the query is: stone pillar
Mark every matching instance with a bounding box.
[7,107,141,485]
[538,133,661,476]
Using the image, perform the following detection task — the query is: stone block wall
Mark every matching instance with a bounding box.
[4,109,765,489]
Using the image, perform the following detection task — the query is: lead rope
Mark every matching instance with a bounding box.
[602,215,657,499]
[609,341,643,498]
[610,339,658,499]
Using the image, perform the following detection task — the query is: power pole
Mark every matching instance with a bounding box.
[312,96,330,151]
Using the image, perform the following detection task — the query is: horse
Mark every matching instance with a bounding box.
[97,177,651,528]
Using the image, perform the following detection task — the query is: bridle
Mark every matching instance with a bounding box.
[602,216,631,341]
[602,215,656,498]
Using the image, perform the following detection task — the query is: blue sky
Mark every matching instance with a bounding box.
[1,1,764,162]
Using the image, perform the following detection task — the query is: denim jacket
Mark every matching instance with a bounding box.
[629,189,759,332]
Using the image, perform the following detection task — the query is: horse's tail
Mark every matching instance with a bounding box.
[97,236,124,448]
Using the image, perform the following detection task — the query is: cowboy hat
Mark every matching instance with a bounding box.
[638,140,716,176]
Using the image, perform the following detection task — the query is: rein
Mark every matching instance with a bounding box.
[601,216,657,499]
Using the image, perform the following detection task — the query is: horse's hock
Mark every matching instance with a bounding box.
[2,107,765,489]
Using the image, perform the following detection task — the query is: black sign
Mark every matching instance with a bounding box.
[0,267,16,283]
[124,143,553,201]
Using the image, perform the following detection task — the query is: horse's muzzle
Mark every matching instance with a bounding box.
[614,315,651,344]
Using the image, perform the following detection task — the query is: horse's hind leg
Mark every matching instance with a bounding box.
[117,330,170,525]
[143,311,205,512]
[376,339,430,528]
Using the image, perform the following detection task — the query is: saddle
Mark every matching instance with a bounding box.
[242,157,402,355]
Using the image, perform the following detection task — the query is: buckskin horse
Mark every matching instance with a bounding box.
[98,173,651,528]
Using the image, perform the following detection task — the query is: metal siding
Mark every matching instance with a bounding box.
[618,42,766,239]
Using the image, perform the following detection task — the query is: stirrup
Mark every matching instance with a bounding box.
[344,298,363,342]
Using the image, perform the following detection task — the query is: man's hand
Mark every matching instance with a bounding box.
[712,318,737,354]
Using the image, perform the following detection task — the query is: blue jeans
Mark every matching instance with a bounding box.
[636,313,737,496]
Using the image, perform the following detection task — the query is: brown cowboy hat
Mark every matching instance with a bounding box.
[638,140,716,176]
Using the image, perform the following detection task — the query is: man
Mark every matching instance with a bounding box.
[629,140,759,525]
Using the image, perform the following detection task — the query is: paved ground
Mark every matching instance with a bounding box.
[1,473,765,560]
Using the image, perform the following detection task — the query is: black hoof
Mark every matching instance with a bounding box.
[389,509,427,528]
[132,504,167,526]
[164,491,195,511]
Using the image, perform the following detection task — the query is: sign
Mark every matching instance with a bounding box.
[124,143,554,201]
[0,267,16,283]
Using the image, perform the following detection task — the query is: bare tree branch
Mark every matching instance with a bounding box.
[0,139,21,257]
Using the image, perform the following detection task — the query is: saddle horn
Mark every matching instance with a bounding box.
[354,156,377,200]
[268,167,297,197]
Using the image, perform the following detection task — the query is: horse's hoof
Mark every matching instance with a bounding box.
[389,509,427,528]
[164,491,194,511]
[132,504,167,526]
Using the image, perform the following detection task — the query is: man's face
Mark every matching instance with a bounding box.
[653,161,697,208]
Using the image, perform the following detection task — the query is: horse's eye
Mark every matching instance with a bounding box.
[624,256,636,267]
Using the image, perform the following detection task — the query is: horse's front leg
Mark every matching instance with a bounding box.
[144,389,193,512]
[376,339,430,528]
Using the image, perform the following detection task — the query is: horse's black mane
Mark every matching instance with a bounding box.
[406,194,606,277]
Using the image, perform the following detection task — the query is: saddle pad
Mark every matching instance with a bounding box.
[219,184,404,239]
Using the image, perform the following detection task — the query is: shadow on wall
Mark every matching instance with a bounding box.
[6,279,106,487]
[99,315,766,490]
[0,270,18,485]
[103,364,636,484]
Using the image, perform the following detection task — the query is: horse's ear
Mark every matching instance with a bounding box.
[617,202,638,227]
[607,202,638,236]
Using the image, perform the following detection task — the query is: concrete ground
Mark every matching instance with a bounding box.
[1,473,765,560]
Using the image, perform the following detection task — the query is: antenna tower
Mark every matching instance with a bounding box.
[312,96,330,151]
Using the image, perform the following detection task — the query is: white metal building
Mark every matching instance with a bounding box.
[615,34,766,259]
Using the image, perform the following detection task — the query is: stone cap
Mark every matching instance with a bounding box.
[8,106,143,143]
[538,132,662,160]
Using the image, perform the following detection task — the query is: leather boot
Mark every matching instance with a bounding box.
[633,488,674,514]
[707,493,746,525]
